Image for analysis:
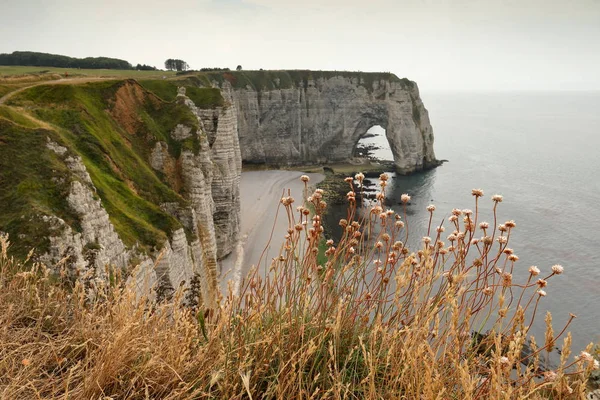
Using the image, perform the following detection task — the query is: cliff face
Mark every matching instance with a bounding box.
[0,70,436,305]
[0,80,241,306]
[213,72,437,174]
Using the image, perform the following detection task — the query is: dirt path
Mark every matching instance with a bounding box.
[219,170,324,295]
[0,77,110,105]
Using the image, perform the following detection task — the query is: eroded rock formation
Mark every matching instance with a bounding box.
[230,75,437,174]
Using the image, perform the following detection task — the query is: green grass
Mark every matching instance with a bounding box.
[184,70,414,92]
[138,79,225,109]
[0,105,41,128]
[0,118,79,257]
[0,65,176,79]
[2,80,206,252]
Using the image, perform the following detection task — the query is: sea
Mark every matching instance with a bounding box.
[328,91,600,354]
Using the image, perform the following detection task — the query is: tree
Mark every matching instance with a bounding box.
[164,58,189,72]
[236,65,242,71]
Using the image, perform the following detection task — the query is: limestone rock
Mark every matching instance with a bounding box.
[230,75,438,174]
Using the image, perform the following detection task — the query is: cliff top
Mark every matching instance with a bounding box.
[172,70,416,92]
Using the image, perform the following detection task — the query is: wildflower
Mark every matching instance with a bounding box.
[379,173,389,181]
[472,188,484,197]
[379,180,387,188]
[594,360,600,370]
[447,234,457,242]
[463,209,473,216]
[339,219,348,227]
[439,249,448,255]
[497,236,508,244]
[551,264,564,275]
[376,192,385,200]
[503,248,514,255]
[505,220,516,228]
[344,176,353,183]
[482,236,493,245]
[502,272,512,287]
[395,221,404,228]
[543,371,557,382]
[426,204,436,212]
[449,215,458,222]
[451,208,462,216]
[499,356,510,367]
[498,224,507,232]
[401,194,411,203]
[576,351,594,363]
[300,175,310,183]
[382,233,390,242]
[537,289,547,297]
[422,236,432,244]
[348,247,355,254]
[375,241,383,249]
[372,205,383,214]
[294,223,303,231]
[483,287,493,296]
[393,241,403,250]
[537,279,547,288]
[528,266,540,276]
[386,209,394,216]
[492,194,503,202]
[355,172,365,182]
[437,226,445,233]
[374,259,382,266]
[479,222,489,230]
[326,239,334,246]
[508,254,519,262]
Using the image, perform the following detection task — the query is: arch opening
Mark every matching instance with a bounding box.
[353,125,394,164]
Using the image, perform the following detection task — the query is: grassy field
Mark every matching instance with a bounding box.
[0,65,176,79]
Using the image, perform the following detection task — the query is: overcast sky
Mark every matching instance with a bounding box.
[1,0,599,92]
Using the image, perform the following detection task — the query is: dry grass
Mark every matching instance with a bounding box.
[0,174,597,399]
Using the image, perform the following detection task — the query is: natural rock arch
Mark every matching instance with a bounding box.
[231,74,438,174]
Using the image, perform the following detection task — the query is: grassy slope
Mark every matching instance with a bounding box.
[0,79,222,256]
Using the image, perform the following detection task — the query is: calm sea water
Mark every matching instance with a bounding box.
[335,91,600,353]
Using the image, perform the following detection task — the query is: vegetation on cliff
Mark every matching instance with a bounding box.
[0,78,223,256]
[177,69,415,92]
[0,177,598,399]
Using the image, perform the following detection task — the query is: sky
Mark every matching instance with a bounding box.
[1,0,599,92]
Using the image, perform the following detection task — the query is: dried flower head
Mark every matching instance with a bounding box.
[576,351,594,363]
[508,254,519,262]
[437,226,445,233]
[300,175,310,183]
[551,264,564,275]
[426,204,436,212]
[395,221,405,228]
[543,371,557,382]
[505,220,516,228]
[344,176,353,183]
[401,194,411,203]
[449,215,458,222]
[472,188,484,197]
[528,266,540,276]
[479,222,489,230]
[379,173,389,181]
[492,194,503,202]
[499,356,511,367]
[451,208,462,216]
[483,287,493,296]
[537,289,547,297]
[355,172,365,182]
[537,279,547,288]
